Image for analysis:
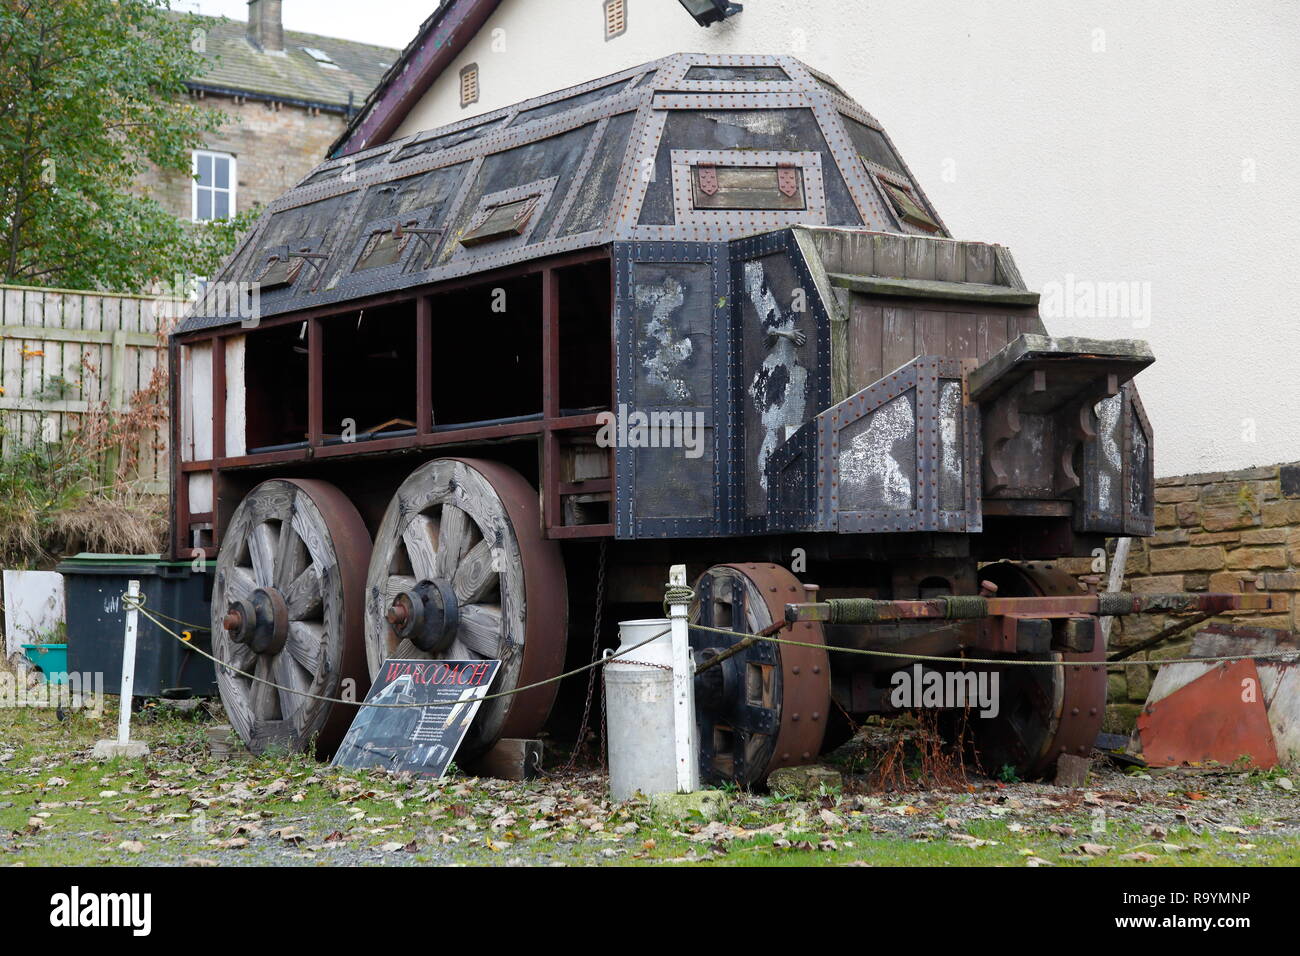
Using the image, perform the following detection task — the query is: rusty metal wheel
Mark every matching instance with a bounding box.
[690,563,830,789]
[955,561,1106,780]
[364,458,567,760]
[213,479,372,757]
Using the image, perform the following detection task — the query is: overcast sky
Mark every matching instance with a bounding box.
[175,0,433,50]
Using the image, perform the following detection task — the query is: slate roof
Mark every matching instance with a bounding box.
[188,14,399,112]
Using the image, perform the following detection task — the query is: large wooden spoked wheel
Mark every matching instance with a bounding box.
[364,458,567,759]
[212,479,372,757]
[690,563,831,789]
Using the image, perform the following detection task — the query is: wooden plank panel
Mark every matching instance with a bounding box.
[841,230,874,275]
[24,288,42,328]
[225,335,247,458]
[977,314,1011,364]
[904,237,936,280]
[1016,312,1045,337]
[872,234,906,278]
[42,292,62,443]
[121,295,141,333]
[99,295,121,331]
[964,243,995,284]
[915,309,947,358]
[137,342,161,480]
[64,292,84,330]
[934,241,965,282]
[946,311,977,361]
[848,298,883,391]
[882,306,916,374]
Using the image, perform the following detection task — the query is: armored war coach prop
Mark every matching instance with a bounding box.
[170,54,1274,786]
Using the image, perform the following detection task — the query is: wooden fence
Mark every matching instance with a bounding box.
[0,283,181,492]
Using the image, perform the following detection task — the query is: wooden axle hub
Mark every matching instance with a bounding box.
[783,591,1283,626]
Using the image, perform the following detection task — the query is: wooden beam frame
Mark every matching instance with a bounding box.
[168,249,617,553]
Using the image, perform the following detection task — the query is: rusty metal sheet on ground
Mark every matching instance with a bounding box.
[1137,659,1278,770]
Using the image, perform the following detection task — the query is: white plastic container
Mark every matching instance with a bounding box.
[604,618,677,801]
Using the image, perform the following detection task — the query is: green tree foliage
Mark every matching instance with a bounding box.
[0,0,247,292]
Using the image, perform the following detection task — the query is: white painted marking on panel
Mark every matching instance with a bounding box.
[635,275,694,402]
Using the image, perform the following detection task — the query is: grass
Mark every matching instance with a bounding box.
[2,684,1298,867]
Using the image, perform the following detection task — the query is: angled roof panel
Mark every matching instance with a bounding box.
[179,54,950,335]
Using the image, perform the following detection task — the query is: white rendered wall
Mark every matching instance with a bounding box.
[395,0,1300,478]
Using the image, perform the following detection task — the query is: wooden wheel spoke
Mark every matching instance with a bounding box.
[452,539,498,605]
[249,521,278,588]
[402,513,439,581]
[285,620,324,674]
[436,504,473,579]
[225,639,256,674]
[226,566,257,604]
[250,656,279,721]
[274,503,308,589]
[283,567,323,621]
[394,638,425,660]
[458,603,502,658]
[385,574,417,604]
[272,651,311,725]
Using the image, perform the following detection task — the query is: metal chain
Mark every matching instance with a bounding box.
[566,539,607,771]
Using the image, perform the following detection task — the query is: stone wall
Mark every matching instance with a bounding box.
[1067,461,1300,731]
[137,92,348,223]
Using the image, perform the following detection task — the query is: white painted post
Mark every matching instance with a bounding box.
[116,579,141,746]
[667,565,700,793]
[94,580,149,759]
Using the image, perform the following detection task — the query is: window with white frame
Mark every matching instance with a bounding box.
[192,150,236,221]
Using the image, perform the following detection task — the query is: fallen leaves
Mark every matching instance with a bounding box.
[818,808,844,828]
[949,833,999,848]
[1071,842,1114,857]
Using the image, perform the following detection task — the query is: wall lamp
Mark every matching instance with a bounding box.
[677,0,744,27]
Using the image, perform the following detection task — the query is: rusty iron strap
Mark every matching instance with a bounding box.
[785,592,1282,626]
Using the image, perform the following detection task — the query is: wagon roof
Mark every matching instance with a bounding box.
[179,53,949,334]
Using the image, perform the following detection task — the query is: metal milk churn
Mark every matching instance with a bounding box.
[604,618,678,801]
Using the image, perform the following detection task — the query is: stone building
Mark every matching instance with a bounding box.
[140,0,397,223]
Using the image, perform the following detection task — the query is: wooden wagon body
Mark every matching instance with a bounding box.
[169,54,1198,784]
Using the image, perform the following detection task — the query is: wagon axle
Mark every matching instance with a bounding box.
[223,587,290,656]
[386,579,460,654]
